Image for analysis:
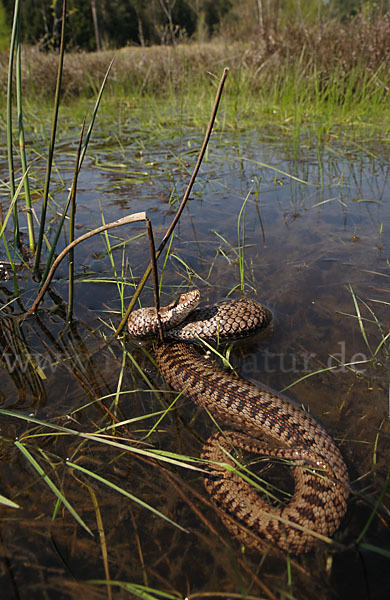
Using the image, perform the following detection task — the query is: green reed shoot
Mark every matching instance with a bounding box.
[39,57,114,287]
[15,10,34,252]
[6,0,20,249]
[237,188,251,295]
[67,119,85,322]
[34,0,67,271]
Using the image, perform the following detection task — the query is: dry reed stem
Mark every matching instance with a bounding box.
[114,67,229,337]
[28,212,147,314]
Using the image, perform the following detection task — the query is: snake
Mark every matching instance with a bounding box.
[128,290,349,554]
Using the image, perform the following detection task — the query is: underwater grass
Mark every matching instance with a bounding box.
[1,406,204,535]
[0,8,389,600]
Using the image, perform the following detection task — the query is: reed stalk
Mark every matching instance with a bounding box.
[114,67,229,336]
[67,119,85,322]
[6,0,20,249]
[34,0,67,271]
[15,14,34,252]
[28,212,147,314]
[38,56,114,285]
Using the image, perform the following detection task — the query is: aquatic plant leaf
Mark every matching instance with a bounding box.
[0,493,20,508]
[65,461,188,533]
[14,441,93,536]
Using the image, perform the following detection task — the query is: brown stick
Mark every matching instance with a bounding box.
[28,212,147,314]
[114,67,229,337]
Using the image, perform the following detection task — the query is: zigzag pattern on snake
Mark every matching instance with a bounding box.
[128,291,349,554]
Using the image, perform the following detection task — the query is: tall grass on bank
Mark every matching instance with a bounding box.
[1,11,389,130]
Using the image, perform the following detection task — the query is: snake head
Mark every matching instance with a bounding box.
[127,289,201,338]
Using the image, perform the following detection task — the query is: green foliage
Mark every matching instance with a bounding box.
[329,0,390,20]
[0,0,237,50]
[0,0,10,50]
[2,0,390,51]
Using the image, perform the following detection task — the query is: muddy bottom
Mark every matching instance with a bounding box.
[0,126,389,600]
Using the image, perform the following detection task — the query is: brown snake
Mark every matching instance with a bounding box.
[128,290,349,554]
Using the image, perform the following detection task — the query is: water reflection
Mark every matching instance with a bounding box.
[0,130,389,599]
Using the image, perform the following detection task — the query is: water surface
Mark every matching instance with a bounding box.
[0,121,389,600]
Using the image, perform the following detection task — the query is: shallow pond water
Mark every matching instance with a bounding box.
[0,119,389,600]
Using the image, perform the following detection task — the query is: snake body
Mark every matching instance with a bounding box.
[128,291,349,554]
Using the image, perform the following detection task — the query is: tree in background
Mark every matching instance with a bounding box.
[1,0,388,50]
[1,0,233,49]
[3,0,94,49]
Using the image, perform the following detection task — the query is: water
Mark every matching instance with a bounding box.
[0,124,389,599]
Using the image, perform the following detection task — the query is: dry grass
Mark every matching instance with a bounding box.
[239,11,390,85]
[0,11,389,102]
[0,13,390,123]
[0,41,240,101]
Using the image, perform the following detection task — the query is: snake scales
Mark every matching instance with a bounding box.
[128,290,349,554]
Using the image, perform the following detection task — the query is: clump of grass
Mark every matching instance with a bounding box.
[0,10,389,133]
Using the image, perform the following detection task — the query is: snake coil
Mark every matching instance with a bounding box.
[128,290,349,554]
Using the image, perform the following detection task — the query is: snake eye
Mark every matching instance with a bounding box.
[178,290,201,305]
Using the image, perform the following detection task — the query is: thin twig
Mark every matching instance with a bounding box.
[114,67,229,337]
[28,212,147,314]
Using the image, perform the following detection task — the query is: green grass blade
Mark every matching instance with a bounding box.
[348,284,373,356]
[0,167,31,239]
[237,187,251,294]
[281,358,370,392]
[0,493,20,509]
[1,167,30,292]
[14,441,93,536]
[65,461,188,533]
[357,543,390,559]
[1,409,203,472]
[373,332,390,358]
[88,581,181,599]
[355,471,390,546]
[242,158,314,186]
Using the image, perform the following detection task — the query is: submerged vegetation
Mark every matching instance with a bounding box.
[0,1,389,599]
